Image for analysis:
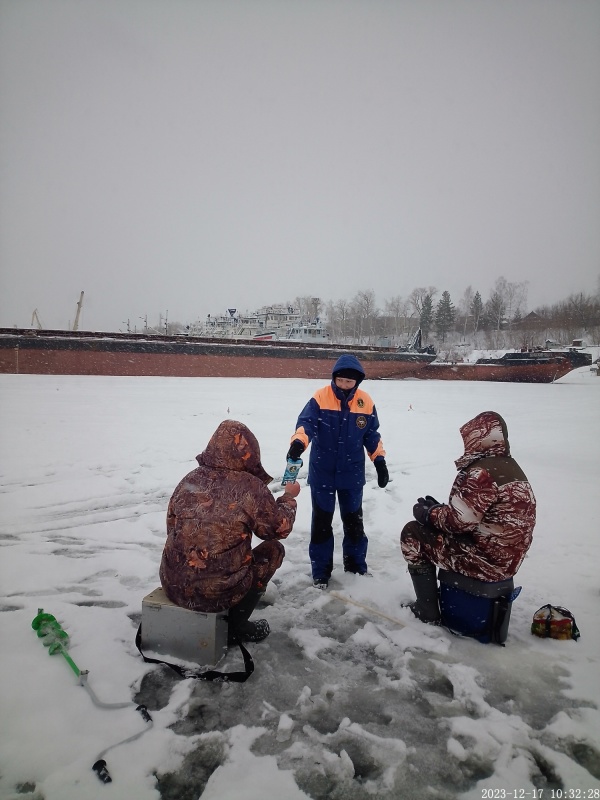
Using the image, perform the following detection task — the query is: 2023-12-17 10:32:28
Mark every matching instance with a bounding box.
[480,790,600,799]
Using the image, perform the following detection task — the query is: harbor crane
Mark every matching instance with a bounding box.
[73,291,84,331]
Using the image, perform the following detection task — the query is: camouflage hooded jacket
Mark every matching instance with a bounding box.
[428,411,536,579]
[160,420,297,612]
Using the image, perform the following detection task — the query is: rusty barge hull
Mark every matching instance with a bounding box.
[416,348,591,383]
[0,330,587,383]
[0,329,434,380]
[417,358,574,383]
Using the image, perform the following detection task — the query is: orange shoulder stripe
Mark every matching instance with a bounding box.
[313,385,340,411]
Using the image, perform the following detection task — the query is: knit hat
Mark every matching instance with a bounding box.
[333,368,363,382]
[331,354,365,385]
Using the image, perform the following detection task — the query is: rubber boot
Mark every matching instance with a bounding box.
[407,563,441,624]
[227,588,270,644]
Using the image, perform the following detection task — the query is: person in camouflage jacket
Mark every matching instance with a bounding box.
[160,420,300,642]
[400,410,536,623]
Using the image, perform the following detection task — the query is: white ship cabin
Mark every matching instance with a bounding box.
[189,305,328,341]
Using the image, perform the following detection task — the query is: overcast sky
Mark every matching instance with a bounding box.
[1,0,599,332]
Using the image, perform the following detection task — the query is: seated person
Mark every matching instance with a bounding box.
[160,420,300,642]
[400,411,536,624]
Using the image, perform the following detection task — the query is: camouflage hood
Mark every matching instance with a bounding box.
[197,420,272,484]
[455,411,510,470]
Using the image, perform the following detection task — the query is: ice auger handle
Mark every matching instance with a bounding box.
[92,760,112,783]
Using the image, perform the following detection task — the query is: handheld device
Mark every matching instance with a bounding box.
[281,458,303,485]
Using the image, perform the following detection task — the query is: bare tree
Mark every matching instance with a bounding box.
[409,286,438,317]
[459,286,474,317]
[487,276,528,329]
[349,290,379,343]
[293,296,323,321]
[458,286,474,340]
[568,292,596,330]
[334,298,352,340]
[505,280,528,324]
[324,300,338,341]
[384,295,405,340]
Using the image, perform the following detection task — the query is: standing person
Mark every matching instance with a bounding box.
[287,353,389,589]
[400,411,536,624]
[160,420,300,643]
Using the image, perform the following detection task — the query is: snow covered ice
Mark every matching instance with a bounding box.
[0,363,599,800]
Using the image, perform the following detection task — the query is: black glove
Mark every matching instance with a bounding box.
[413,496,442,526]
[417,495,440,508]
[413,500,432,526]
[374,458,389,488]
[287,440,305,461]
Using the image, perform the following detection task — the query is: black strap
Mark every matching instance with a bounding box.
[135,624,254,682]
[489,586,522,646]
[552,605,581,641]
[490,595,509,646]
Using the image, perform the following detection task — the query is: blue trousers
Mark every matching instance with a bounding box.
[309,487,367,579]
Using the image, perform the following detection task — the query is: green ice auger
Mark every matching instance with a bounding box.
[31,609,83,678]
[30,609,153,784]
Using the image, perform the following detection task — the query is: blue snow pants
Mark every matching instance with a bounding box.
[309,487,368,580]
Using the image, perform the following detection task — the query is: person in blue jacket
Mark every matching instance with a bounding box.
[287,353,389,588]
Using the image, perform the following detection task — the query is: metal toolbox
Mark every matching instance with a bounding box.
[141,587,228,668]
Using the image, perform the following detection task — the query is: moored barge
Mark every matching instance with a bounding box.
[0,328,435,380]
[0,329,590,382]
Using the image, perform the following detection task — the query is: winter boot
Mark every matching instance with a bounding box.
[342,508,368,574]
[407,563,441,624]
[227,588,270,644]
[343,554,371,576]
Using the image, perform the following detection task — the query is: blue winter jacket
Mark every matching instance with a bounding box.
[291,354,385,492]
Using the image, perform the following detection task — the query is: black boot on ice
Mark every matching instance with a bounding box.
[406,563,441,624]
[227,589,270,644]
[231,618,270,643]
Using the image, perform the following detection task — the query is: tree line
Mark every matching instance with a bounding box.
[293,276,600,351]
[149,275,599,351]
